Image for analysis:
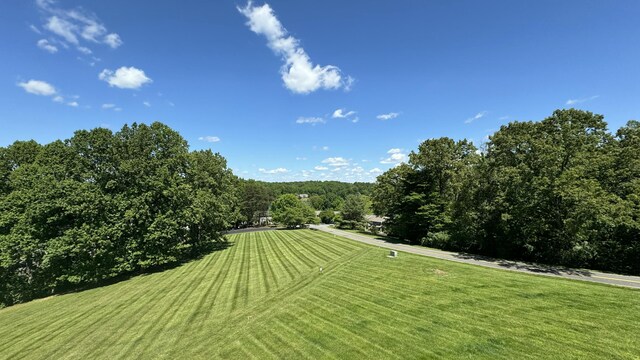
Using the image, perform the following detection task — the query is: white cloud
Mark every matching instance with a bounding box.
[37,39,58,53]
[332,108,356,118]
[296,116,325,125]
[101,103,115,109]
[314,166,328,171]
[369,168,382,174]
[67,101,79,107]
[37,1,123,51]
[322,146,329,151]
[322,157,349,167]
[377,112,399,120]
[114,107,122,112]
[199,136,220,143]
[104,33,123,48]
[566,95,599,105]
[499,115,509,120]
[99,67,152,89]
[45,16,78,44]
[143,101,151,107]
[259,167,289,174]
[29,24,42,34]
[296,157,307,160]
[53,95,64,103]
[380,148,407,164]
[238,2,352,94]
[465,111,488,124]
[17,79,57,96]
[77,46,92,55]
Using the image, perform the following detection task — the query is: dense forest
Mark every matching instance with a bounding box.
[372,109,640,275]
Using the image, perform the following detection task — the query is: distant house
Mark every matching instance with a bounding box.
[364,215,386,232]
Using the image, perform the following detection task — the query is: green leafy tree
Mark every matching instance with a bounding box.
[337,194,367,229]
[270,194,315,228]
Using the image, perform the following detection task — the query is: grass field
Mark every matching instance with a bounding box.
[0,229,639,359]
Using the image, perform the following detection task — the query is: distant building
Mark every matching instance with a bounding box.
[365,215,386,232]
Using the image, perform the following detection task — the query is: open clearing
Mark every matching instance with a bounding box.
[0,230,638,359]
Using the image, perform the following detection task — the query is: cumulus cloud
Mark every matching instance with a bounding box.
[322,157,350,167]
[465,111,488,124]
[199,136,220,143]
[36,0,123,51]
[53,95,64,103]
[259,167,289,174]
[99,67,152,89]
[102,103,115,109]
[369,168,383,174]
[380,148,407,164]
[143,101,151,107]
[37,39,58,53]
[314,166,328,171]
[67,101,79,107]
[296,116,326,125]
[238,2,351,94]
[17,79,57,96]
[566,95,599,105]
[377,112,399,120]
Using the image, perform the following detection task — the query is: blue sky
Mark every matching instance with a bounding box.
[1,0,639,182]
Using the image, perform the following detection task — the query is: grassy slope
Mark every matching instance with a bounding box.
[0,230,638,359]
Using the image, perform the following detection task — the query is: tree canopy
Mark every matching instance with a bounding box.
[270,194,315,228]
[372,109,640,275]
[0,122,239,307]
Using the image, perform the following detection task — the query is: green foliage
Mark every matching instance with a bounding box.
[372,109,640,274]
[270,194,315,228]
[238,180,273,225]
[0,123,239,306]
[336,194,367,229]
[318,210,336,224]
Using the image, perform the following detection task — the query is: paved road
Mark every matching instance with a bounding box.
[310,224,640,289]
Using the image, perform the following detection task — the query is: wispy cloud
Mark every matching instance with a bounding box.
[35,0,123,53]
[296,116,326,125]
[99,66,152,89]
[199,136,220,143]
[377,112,399,120]
[314,166,328,171]
[67,101,79,107]
[321,157,350,167]
[369,168,382,174]
[259,167,289,174]
[332,108,356,118]
[37,39,58,53]
[238,2,352,94]
[566,95,599,105]
[465,111,488,124]
[143,101,151,107]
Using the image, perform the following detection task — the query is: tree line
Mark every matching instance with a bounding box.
[0,123,372,307]
[0,123,240,307]
[372,109,640,275]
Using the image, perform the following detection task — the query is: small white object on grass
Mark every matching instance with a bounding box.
[388,250,398,258]
[320,266,323,273]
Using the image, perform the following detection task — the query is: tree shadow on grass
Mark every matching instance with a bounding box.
[16,242,234,308]
[453,252,592,276]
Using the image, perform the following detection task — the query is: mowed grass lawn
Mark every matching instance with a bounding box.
[0,230,639,359]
